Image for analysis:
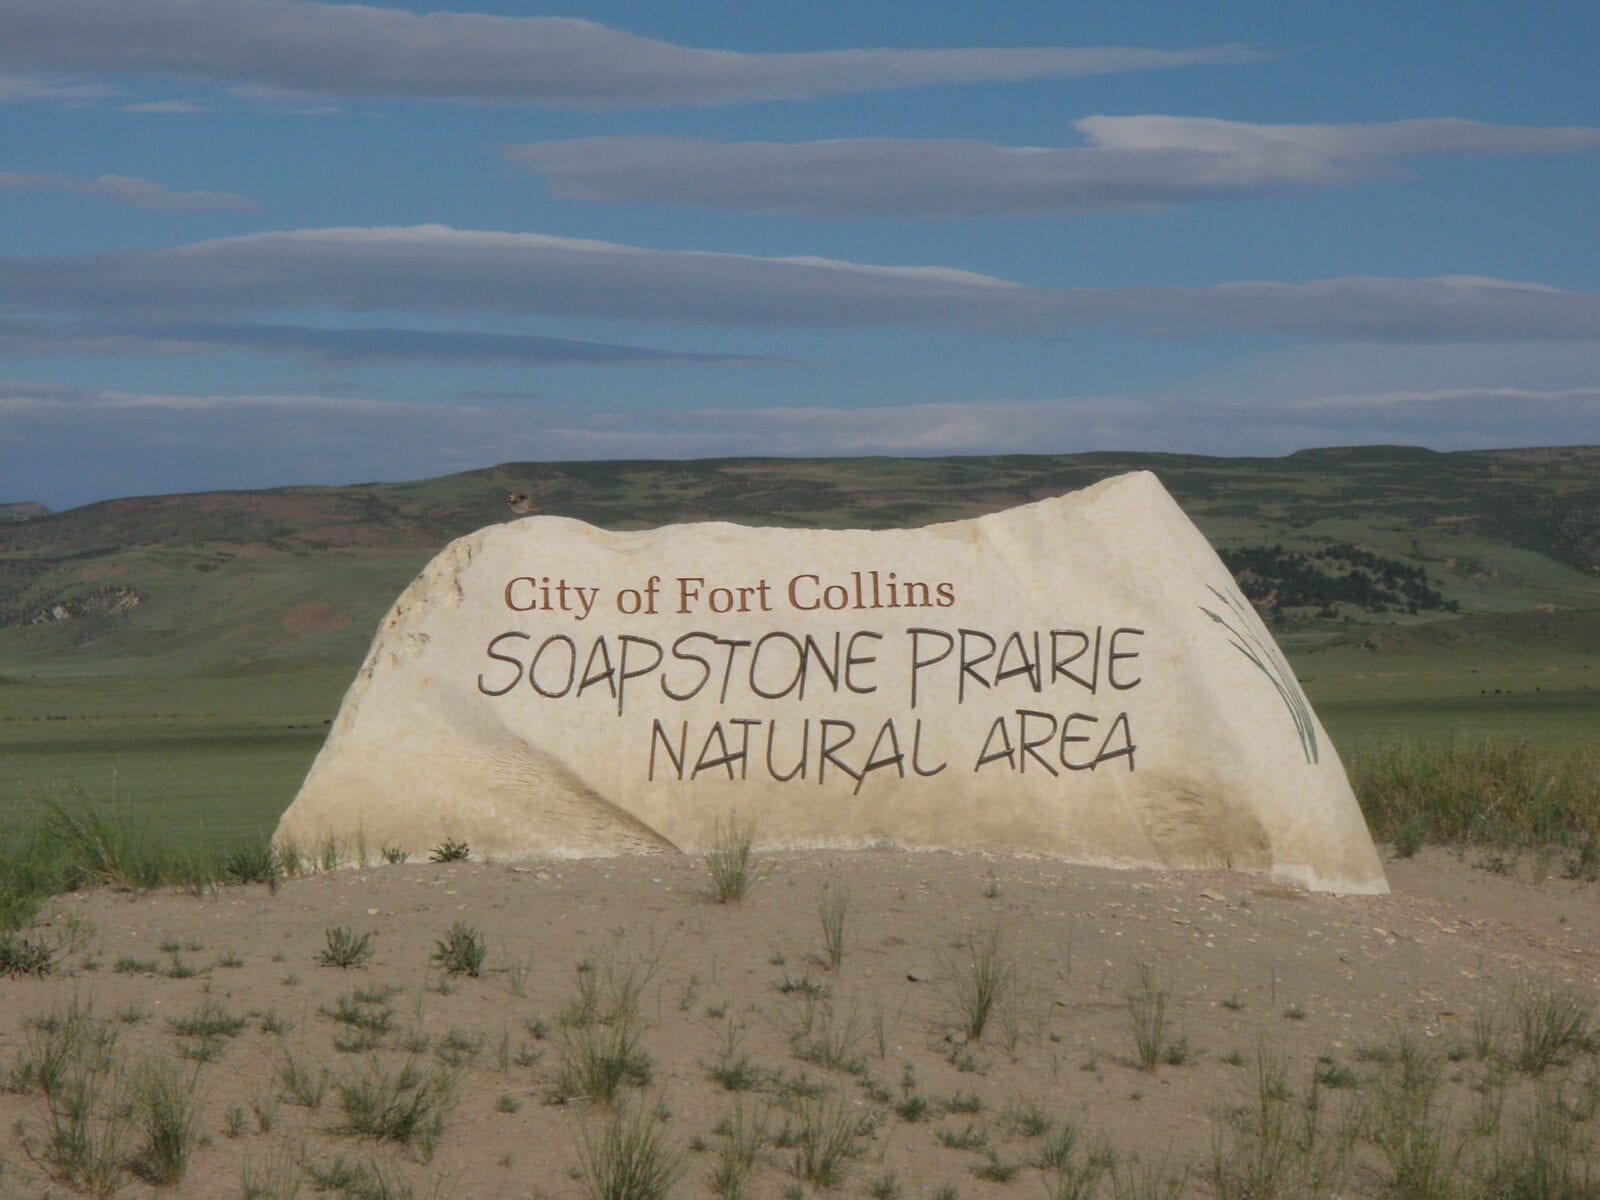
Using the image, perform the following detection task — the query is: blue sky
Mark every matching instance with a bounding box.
[2,0,1596,510]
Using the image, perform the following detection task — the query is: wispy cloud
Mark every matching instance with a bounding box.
[119,98,205,114]
[0,71,116,105]
[5,382,1595,509]
[0,318,783,368]
[4,226,1596,343]
[503,117,1600,218]
[0,0,1262,109]
[0,170,257,212]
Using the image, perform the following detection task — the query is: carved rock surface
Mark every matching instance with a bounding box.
[275,472,1387,893]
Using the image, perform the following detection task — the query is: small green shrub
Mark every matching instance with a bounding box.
[167,1002,247,1040]
[705,813,766,903]
[789,1092,875,1187]
[428,839,470,863]
[0,931,57,978]
[818,889,849,971]
[1513,984,1594,1076]
[578,1100,685,1200]
[946,927,1016,1043]
[318,926,375,968]
[222,843,282,889]
[431,923,486,976]
[131,1059,202,1185]
[336,1059,454,1161]
[1127,963,1171,1071]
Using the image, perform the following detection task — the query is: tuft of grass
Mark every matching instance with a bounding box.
[431,922,486,976]
[1369,1031,1457,1200]
[1513,983,1594,1076]
[1393,821,1425,858]
[705,813,767,904]
[709,1101,767,1200]
[945,927,1016,1043]
[706,1020,766,1093]
[559,1020,655,1104]
[382,844,410,864]
[428,838,470,863]
[167,1000,248,1040]
[789,1000,867,1076]
[1127,963,1173,1071]
[578,1099,686,1200]
[1038,1123,1113,1200]
[238,1139,303,1200]
[1209,1049,1355,1200]
[222,842,282,890]
[788,1091,876,1188]
[817,889,849,971]
[937,1122,988,1152]
[335,1059,455,1161]
[279,1051,328,1108]
[318,926,375,968]
[130,1059,203,1185]
[0,930,57,977]
[1350,736,1600,850]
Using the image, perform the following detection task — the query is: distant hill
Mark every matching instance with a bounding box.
[2,446,1597,681]
[0,502,50,524]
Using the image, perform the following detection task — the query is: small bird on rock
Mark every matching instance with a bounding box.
[505,492,540,515]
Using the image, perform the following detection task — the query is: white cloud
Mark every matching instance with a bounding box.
[0,318,781,368]
[0,170,257,212]
[119,98,205,114]
[5,381,1594,510]
[0,0,1262,109]
[3,225,1597,343]
[0,71,116,104]
[503,117,1600,218]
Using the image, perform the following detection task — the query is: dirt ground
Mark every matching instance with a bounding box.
[2,845,1597,1199]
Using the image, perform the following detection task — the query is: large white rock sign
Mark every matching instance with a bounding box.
[276,472,1387,893]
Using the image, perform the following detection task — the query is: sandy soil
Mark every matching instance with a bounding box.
[2,847,1596,1199]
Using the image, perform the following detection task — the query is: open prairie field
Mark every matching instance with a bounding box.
[1,845,1597,1199]
[3,448,1598,855]
[1,449,1599,1198]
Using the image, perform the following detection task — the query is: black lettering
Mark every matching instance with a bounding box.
[907,627,954,709]
[854,719,906,795]
[1108,628,1144,691]
[1096,712,1137,770]
[477,631,528,696]
[911,718,947,776]
[800,633,841,699]
[818,719,861,785]
[749,631,806,700]
[995,631,1042,691]
[576,636,617,702]
[648,720,687,781]
[692,722,742,780]
[714,637,752,703]
[1016,708,1060,776]
[766,719,809,782]
[844,630,881,695]
[1050,628,1100,693]
[615,635,663,717]
[528,634,577,698]
[663,632,714,701]
[958,628,997,704]
[1059,712,1098,771]
[974,716,1016,771]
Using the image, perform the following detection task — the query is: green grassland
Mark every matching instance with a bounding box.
[2,446,1597,856]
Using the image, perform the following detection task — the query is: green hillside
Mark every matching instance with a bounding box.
[2,446,1597,848]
